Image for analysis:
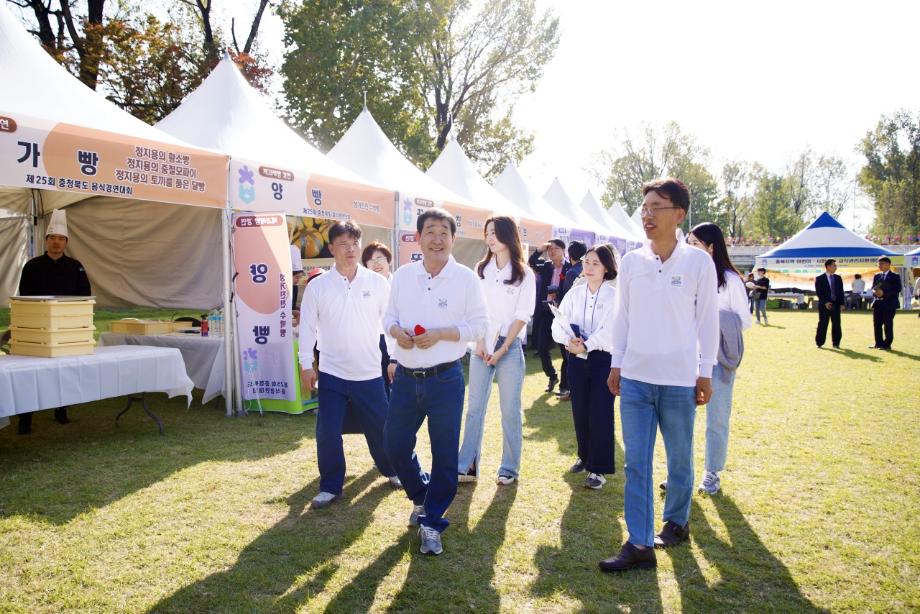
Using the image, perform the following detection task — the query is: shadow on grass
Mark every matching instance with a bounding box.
[831,347,882,362]
[0,395,313,524]
[531,469,662,612]
[886,348,920,362]
[662,497,827,612]
[320,481,517,612]
[149,469,389,613]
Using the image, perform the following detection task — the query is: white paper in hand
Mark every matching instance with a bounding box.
[548,303,588,360]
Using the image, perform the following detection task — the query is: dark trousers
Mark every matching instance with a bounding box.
[873,307,896,348]
[316,372,395,495]
[534,310,567,389]
[568,350,616,474]
[815,303,842,347]
[379,334,391,398]
[384,362,464,533]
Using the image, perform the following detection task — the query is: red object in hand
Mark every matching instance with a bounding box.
[414,324,426,336]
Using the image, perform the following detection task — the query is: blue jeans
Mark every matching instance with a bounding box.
[619,377,696,547]
[458,337,525,479]
[705,364,736,473]
[567,350,616,474]
[755,298,768,323]
[316,372,396,496]
[384,361,465,533]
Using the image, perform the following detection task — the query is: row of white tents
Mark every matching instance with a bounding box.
[0,4,642,414]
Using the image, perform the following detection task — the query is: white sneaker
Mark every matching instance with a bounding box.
[418,525,443,555]
[387,475,402,489]
[496,473,516,486]
[408,504,425,527]
[697,471,721,495]
[310,491,338,509]
[584,473,606,489]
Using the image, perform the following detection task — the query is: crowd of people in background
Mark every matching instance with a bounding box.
[294,176,915,571]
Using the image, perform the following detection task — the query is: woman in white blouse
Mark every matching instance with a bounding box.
[551,243,619,490]
[457,216,536,486]
[687,222,752,495]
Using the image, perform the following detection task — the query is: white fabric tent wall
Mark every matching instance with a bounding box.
[0,3,230,309]
[578,190,641,243]
[492,163,582,236]
[328,109,486,267]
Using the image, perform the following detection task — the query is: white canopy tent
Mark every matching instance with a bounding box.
[155,54,396,254]
[328,109,492,266]
[543,178,596,246]
[577,190,643,251]
[492,162,582,241]
[0,3,230,309]
[426,140,552,247]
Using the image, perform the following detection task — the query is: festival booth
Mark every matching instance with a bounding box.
[755,212,900,291]
[577,189,643,253]
[543,178,596,246]
[906,246,920,269]
[327,109,490,267]
[0,4,228,422]
[155,55,398,415]
[426,139,552,248]
[492,162,583,243]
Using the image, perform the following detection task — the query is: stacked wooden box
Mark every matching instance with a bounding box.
[110,319,177,335]
[9,297,96,357]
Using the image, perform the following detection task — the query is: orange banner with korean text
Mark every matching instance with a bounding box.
[0,111,228,206]
[229,157,396,229]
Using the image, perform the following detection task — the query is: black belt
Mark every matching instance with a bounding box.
[397,360,460,379]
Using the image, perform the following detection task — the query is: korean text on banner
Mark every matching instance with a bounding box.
[232,212,297,404]
[0,113,227,207]
[229,158,396,229]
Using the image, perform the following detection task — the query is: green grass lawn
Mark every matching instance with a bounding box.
[1,310,918,612]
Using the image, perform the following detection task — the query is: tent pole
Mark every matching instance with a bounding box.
[29,189,41,258]
[221,206,233,417]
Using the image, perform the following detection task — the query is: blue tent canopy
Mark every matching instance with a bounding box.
[757,212,897,265]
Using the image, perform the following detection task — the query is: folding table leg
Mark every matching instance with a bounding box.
[116,393,165,435]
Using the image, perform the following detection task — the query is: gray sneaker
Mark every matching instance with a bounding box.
[310,491,338,509]
[387,475,403,489]
[584,473,606,489]
[418,525,443,555]
[697,471,721,495]
[408,504,425,527]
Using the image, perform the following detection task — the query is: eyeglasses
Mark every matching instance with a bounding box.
[639,206,682,218]
[367,256,389,265]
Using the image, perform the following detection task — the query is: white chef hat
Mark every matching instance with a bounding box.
[46,209,68,238]
[290,244,304,273]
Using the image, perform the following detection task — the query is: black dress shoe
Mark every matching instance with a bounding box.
[545,375,558,393]
[654,520,690,548]
[599,542,657,572]
[833,345,840,349]
[54,407,70,424]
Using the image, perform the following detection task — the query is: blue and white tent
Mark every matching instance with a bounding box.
[906,246,920,268]
[755,212,898,287]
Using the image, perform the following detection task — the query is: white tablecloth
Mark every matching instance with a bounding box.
[99,332,225,403]
[0,345,193,418]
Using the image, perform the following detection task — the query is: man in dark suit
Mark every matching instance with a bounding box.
[528,239,571,393]
[869,256,902,350]
[815,259,844,348]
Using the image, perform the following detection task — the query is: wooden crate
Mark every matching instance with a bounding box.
[10,297,95,330]
[10,339,96,357]
[110,319,174,335]
[10,327,95,344]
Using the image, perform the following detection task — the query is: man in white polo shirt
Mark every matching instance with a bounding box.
[383,207,489,556]
[298,220,403,510]
[599,178,719,572]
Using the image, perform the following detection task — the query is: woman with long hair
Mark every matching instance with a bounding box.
[687,222,751,494]
[457,216,535,485]
[551,243,619,489]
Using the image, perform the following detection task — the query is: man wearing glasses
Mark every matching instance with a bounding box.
[298,221,403,510]
[600,179,719,572]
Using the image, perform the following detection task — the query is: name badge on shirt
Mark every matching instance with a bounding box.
[362,289,371,298]
[438,298,448,308]
[670,275,683,288]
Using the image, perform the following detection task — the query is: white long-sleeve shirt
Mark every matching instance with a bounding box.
[610,241,719,386]
[721,272,752,330]
[383,256,489,368]
[297,265,391,381]
[479,257,536,347]
[551,281,617,354]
